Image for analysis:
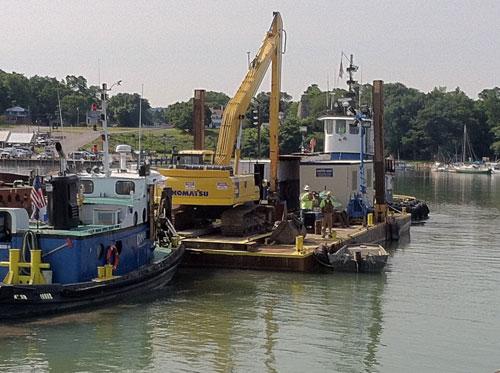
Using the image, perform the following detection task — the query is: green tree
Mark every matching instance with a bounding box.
[409,87,485,160]
[28,75,68,124]
[61,94,91,125]
[477,87,500,157]
[384,83,425,158]
[0,71,31,111]
[241,126,270,158]
[65,75,89,95]
[108,93,152,127]
[205,91,230,107]
[279,117,304,154]
[246,91,293,128]
[150,108,167,125]
[165,100,192,132]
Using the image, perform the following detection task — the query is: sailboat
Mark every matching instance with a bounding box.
[454,125,492,175]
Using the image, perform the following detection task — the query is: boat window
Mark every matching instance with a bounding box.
[0,211,12,242]
[336,120,347,135]
[80,180,94,194]
[325,119,334,135]
[349,122,359,135]
[116,181,135,195]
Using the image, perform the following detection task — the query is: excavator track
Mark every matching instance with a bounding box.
[220,204,273,237]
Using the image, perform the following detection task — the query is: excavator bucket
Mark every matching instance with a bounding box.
[269,214,307,244]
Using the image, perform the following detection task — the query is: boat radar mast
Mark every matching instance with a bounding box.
[100,81,121,177]
[345,54,359,96]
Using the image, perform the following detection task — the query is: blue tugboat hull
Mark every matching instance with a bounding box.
[0,245,184,320]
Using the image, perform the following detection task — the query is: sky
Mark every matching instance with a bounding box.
[1,0,499,107]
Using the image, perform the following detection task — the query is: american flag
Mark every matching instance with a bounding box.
[31,175,46,219]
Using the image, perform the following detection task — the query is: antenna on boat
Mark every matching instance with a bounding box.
[138,84,143,170]
[100,80,122,177]
[326,73,330,109]
[346,54,358,94]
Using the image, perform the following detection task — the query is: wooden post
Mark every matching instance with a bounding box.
[372,80,387,223]
[193,89,205,150]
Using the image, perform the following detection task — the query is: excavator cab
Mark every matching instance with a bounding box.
[172,150,215,166]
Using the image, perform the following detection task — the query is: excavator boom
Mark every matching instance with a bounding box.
[215,12,283,191]
[157,12,284,236]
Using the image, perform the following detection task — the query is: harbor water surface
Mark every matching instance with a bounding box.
[1,171,499,372]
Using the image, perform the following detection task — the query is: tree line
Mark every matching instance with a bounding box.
[165,83,500,160]
[1,69,499,159]
[0,70,154,127]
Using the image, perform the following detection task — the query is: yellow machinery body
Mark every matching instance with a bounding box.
[158,168,259,207]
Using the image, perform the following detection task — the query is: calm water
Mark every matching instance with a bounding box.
[1,172,499,372]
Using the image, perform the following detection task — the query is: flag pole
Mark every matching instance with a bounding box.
[36,171,40,230]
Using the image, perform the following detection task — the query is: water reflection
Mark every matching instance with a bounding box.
[5,171,499,371]
[396,170,500,208]
[0,267,388,372]
[0,301,157,372]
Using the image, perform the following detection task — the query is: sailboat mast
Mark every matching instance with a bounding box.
[462,124,466,163]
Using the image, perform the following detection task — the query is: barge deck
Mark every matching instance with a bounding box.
[180,213,410,272]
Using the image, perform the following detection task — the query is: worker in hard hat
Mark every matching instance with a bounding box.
[300,185,314,220]
[320,191,334,238]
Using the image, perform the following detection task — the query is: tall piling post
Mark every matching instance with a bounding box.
[193,89,205,150]
[372,80,387,223]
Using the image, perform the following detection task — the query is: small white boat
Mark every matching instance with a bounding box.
[454,164,492,175]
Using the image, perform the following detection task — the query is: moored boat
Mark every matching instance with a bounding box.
[390,194,430,222]
[0,167,184,320]
[0,82,185,320]
[454,164,492,175]
[314,244,388,273]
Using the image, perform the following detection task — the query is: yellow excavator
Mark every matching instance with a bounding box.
[157,12,284,236]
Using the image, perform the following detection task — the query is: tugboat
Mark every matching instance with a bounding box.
[315,54,376,222]
[0,83,184,320]
[314,55,429,226]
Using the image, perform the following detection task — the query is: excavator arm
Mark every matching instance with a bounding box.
[214,12,283,191]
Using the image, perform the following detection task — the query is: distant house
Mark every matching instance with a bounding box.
[4,106,30,124]
[208,106,224,128]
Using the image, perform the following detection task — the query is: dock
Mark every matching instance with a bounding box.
[180,213,410,272]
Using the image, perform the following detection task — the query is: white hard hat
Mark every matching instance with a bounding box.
[304,185,310,191]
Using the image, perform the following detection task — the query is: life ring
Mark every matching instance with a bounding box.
[106,244,120,269]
